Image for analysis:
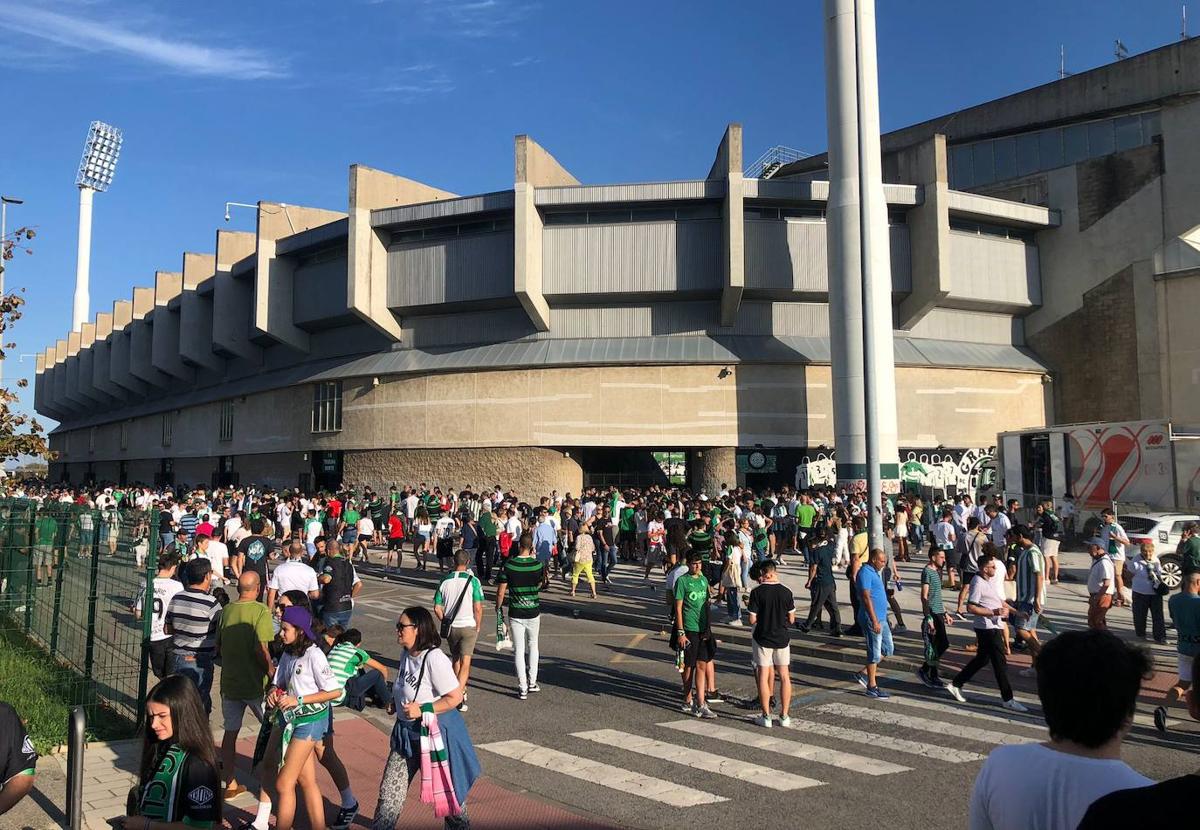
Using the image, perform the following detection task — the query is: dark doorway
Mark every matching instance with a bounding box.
[1020,433,1052,502]
[214,456,240,489]
[312,450,343,492]
[155,458,175,488]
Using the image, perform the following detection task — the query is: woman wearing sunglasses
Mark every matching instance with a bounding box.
[373,606,479,830]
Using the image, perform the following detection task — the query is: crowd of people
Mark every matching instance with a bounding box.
[2,477,1199,829]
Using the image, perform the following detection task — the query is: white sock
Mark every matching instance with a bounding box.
[340,787,356,809]
[253,799,272,830]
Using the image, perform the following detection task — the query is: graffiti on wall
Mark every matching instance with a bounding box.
[796,447,996,495]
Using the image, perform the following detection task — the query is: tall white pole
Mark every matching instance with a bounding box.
[73,186,94,333]
[825,0,900,550]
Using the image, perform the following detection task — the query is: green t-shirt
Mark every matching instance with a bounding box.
[1168,592,1200,657]
[479,511,497,538]
[921,565,945,615]
[619,507,636,533]
[217,600,274,699]
[687,529,713,556]
[796,503,817,528]
[327,642,370,706]
[35,515,57,546]
[1182,536,1200,574]
[673,572,711,633]
[343,509,361,526]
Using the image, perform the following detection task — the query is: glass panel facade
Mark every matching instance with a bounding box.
[1016,133,1040,176]
[1063,123,1089,165]
[1087,120,1115,157]
[993,137,1017,181]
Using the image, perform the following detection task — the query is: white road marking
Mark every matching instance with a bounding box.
[889,696,1046,731]
[814,702,1035,746]
[573,729,823,791]
[477,740,727,807]
[658,720,910,776]
[783,718,985,763]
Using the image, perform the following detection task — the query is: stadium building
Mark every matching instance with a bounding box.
[35,37,1200,496]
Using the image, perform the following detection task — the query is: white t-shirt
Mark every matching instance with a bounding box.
[968,743,1151,830]
[275,644,340,698]
[648,520,665,545]
[269,560,319,597]
[435,516,455,539]
[504,516,522,537]
[357,516,375,537]
[405,495,418,519]
[138,576,184,642]
[1088,558,1115,595]
[665,564,688,593]
[1101,522,1127,561]
[989,512,1012,548]
[224,516,243,542]
[968,573,1006,630]
[393,647,459,707]
[200,541,229,585]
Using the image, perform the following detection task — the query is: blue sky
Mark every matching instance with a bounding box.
[0,0,1188,429]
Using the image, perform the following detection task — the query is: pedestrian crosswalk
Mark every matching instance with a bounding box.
[477,688,1053,810]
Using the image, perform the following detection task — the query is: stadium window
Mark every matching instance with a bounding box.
[1016,133,1040,176]
[161,412,173,447]
[89,427,96,454]
[312,381,343,433]
[120,420,129,451]
[1087,120,1115,158]
[543,211,588,226]
[219,399,234,442]
[1063,123,1089,165]
[950,144,974,189]
[992,136,1017,181]
[1038,128,1064,170]
[971,141,996,186]
[1113,115,1143,151]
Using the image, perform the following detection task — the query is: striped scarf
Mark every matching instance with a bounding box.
[419,707,462,818]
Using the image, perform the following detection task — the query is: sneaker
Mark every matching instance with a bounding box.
[681,700,695,713]
[331,802,359,830]
[706,690,724,704]
[795,622,811,634]
[727,618,744,627]
[945,683,967,703]
[696,704,718,719]
[852,671,869,688]
[778,714,792,728]
[917,667,938,689]
[518,689,528,700]
[1019,667,1036,678]
[1153,705,1168,733]
[1001,698,1030,713]
[865,686,890,699]
[753,714,773,728]
[457,700,468,712]
[528,684,541,693]
[954,612,968,622]
[222,782,248,800]
[894,623,908,632]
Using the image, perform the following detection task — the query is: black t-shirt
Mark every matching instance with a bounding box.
[0,702,37,786]
[237,535,270,596]
[320,556,355,613]
[748,582,795,648]
[159,510,174,535]
[1076,774,1199,829]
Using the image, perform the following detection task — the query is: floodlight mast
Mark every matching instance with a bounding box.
[73,121,122,332]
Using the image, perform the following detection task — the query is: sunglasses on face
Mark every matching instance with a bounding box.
[396,622,418,631]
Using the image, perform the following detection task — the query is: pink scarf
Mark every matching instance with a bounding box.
[419,710,462,818]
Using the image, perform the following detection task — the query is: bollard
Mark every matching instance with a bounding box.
[66,706,86,830]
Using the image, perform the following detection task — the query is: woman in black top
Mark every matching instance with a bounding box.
[111,675,222,830]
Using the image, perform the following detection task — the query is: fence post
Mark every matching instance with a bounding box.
[49,554,66,657]
[22,505,35,633]
[136,519,158,714]
[66,705,86,830]
[82,519,102,686]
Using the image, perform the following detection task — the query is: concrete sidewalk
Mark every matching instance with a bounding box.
[26,708,619,830]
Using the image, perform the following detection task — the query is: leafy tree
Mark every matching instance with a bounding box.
[0,224,52,463]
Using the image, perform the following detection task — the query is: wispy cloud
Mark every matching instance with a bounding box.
[416,0,536,39]
[0,2,287,79]
[372,62,455,100]
[510,56,541,67]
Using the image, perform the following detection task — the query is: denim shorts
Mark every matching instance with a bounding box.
[863,622,894,664]
[290,715,329,742]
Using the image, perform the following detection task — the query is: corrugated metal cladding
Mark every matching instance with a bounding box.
[743,220,911,292]
[401,307,536,349]
[542,220,722,295]
[947,232,1041,308]
[905,308,1024,346]
[387,233,514,308]
[371,191,514,227]
[534,180,724,205]
[293,251,348,326]
[533,301,831,340]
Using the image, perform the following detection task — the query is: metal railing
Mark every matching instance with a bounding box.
[744,145,813,179]
[0,499,158,729]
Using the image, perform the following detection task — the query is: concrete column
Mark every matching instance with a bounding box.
[128,287,170,388]
[824,0,900,493]
[91,311,125,400]
[690,447,736,497]
[212,230,260,362]
[708,124,745,326]
[252,202,345,352]
[347,165,456,340]
[151,271,193,381]
[514,135,577,332]
[895,135,951,329]
[179,252,223,372]
[109,299,146,395]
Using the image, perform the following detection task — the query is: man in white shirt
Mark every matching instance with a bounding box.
[195,534,230,588]
[985,504,1011,550]
[266,540,320,609]
[1086,538,1116,630]
[968,629,1153,830]
[1099,508,1131,605]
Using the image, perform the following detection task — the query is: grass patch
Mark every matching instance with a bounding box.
[0,626,136,754]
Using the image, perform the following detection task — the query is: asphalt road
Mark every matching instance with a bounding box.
[338,547,1200,830]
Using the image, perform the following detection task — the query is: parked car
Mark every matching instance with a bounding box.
[1121,512,1199,590]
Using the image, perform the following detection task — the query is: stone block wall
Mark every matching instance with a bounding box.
[344,447,583,499]
[689,447,735,497]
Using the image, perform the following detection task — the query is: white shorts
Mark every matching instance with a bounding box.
[1180,652,1195,684]
[895,525,908,539]
[751,642,791,667]
[222,698,264,732]
[1042,539,1060,558]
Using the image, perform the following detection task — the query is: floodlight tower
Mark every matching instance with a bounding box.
[73,121,123,332]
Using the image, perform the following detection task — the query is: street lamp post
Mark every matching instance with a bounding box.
[1,194,25,385]
[73,121,123,333]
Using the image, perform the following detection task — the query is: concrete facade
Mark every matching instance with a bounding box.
[45,40,1200,491]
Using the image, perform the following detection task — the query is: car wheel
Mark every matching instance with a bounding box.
[1159,554,1183,590]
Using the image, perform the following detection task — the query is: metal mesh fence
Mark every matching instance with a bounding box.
[0,499,158,733]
